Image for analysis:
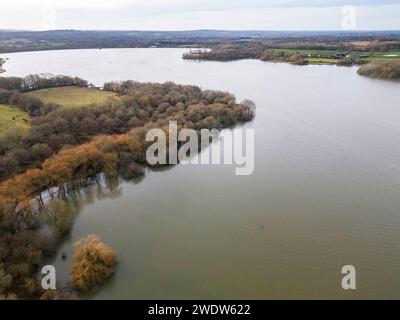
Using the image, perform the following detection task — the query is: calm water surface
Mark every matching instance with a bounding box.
[3,49,400,299]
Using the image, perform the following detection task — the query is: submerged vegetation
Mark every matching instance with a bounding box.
[0,74,255,299]
[357,60,400,80]
[70,235,117,292]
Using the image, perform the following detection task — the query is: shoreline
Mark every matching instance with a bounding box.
[0,57,5,73]
[0,46,203,55]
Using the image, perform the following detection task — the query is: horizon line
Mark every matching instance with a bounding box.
[1,29,400,33]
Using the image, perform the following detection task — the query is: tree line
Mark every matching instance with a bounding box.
[182,44,322,65]
[0,74,88,92]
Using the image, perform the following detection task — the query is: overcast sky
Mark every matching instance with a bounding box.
[1,0,399,31]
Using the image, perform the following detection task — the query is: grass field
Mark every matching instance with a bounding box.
[269,48,339,55]
[0,104,30,136]
[269,48,400,65]
[27,86,118,108]
[361,51,400,61]
[305,58,341,65]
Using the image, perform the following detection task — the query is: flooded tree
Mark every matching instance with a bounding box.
[70,235,117,291]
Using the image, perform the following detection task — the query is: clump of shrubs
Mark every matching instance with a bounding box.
[70,235,117,291]
[357,60,400,80]
[182,43,264,61]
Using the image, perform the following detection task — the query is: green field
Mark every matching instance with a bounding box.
[269,48,339,55]
[361,51,400,61]
[269,48,400,65]
[27,86,119,108]
[305,58,341,65]
[0,104,30,136]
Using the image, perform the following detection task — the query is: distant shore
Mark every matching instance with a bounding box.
[1,29,400,54]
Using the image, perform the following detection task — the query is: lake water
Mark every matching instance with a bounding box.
[3,49,400,299]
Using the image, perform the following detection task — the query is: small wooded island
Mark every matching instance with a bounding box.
[0,74,255,299]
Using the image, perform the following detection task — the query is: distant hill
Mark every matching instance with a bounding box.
[1,29,400,53]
